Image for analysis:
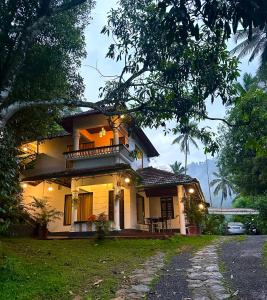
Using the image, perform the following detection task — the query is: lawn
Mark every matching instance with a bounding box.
[0,235,216,300]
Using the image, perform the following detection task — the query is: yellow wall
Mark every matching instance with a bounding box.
[22,181,71,232]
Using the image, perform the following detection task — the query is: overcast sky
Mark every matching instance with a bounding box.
[80,0,259,169]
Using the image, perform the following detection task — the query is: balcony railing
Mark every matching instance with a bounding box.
[63,144,131,160]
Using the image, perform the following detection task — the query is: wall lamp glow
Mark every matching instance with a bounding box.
[188,188,195,194]
[124,177,130,184]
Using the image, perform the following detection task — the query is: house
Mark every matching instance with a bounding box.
[20,110,206,235]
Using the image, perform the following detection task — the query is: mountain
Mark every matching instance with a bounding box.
[187,158,234,208]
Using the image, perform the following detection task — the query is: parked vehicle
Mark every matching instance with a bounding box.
[227,222,246,235]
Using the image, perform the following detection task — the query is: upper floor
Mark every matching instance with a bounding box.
[20,111,159,178]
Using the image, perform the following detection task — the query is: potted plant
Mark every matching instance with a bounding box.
[88,213,110,240]
[28,197,63,239]
[183,196,206,235]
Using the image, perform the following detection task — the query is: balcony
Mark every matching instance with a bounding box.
[63,144,133,169]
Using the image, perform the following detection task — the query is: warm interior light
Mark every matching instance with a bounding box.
[99,127,106,137]
[48,186,53,192]
[121,114,125,119]
[188,188,195,194]
[22,183,28,188]
[124,177,130,183]
[23,147,28,152]
[198,203,204,210]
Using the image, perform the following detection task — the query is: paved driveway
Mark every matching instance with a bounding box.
[219,235,267,300]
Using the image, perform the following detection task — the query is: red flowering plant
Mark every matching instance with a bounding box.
[88,212,110,239]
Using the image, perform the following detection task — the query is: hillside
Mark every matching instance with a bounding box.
[187,159,234,208]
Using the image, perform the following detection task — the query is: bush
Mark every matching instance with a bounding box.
[202,215,226,235]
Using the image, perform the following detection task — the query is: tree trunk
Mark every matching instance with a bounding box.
[185,136,188,176]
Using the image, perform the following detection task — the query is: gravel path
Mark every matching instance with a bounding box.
[147,252,191,300]
[219,235,267,300]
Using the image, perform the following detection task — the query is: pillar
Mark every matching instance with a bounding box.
[71,178,79,232]
[73,129,80,151]
[177,185,186,235]
[113,176,121,230]
[113,127,119,145]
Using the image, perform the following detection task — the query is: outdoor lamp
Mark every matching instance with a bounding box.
[48,185,53,192]
[23,146,28,152]
[120,114,125,119]
[125,177,130,183]
[188,187,195,194]
[198,203,204,210]
[22,183,28,189]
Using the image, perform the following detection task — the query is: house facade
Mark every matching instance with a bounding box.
[20,111,205,235]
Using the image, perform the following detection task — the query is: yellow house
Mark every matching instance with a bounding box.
[20,111,205,235]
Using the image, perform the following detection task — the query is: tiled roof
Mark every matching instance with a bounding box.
[136,167,197,187]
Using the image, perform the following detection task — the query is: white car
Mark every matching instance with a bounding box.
[227,222,246,235]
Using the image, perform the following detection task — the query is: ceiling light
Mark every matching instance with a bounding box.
[188,188,195,194]
[125,177,130,183]
[48,186,53,192]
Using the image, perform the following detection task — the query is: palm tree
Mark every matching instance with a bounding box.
[210,168,234,208]
[170,161,186,175]
[230,27,267,71]
[172,122,199,175]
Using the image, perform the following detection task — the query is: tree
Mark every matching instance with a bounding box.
[170,161,186,176]
[172,122,199,175]
[210,168,234,207]
[231,26,267,73]
[218,73,267,195]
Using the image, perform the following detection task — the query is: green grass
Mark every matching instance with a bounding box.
[0,235,216,300]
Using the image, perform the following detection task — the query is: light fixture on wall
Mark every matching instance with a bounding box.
[120,114,125,119]
[125,177,130,184]
[99,127,106,138]
[198,203,204,210]
[22,183,28,189]
[23,146,28,152]
[48,184,53,192]
[188,187,195,194]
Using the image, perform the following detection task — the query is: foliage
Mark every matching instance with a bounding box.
[88,213,110,240]
[0,0,94,144]
[183,196,206,226]
[28,197,63,229]
[232,195,267,234]
[218,73,267,195]
[101,0,239,134]
[210,167,234,207]
[202,215,226,235]
[0,129,23,232]
[231,27,267,67]
[0,236,216,299]
[170,161,186,176]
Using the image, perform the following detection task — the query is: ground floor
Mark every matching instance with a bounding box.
[22,167,206,235]
[22,174,186,233]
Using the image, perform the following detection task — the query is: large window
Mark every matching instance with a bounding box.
[108,190,114,221]
[136,194,145,224]
[64,193,93,225]
[160,197,174,219]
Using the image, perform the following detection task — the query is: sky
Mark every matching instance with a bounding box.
[80,0,259,169]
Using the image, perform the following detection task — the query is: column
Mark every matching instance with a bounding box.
[113,127,119,144]
[177,185,186,235]
[71,178,79,232]
[113,176,121,230]
[73,128,80,151]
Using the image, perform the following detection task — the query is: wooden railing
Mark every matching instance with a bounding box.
[63,144,131,160]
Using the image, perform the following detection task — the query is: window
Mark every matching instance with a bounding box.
[136,194,145,224]
[108,191,114,221]
[110,137,125,145]
[77,193,93,221]
[160,197,174,219]
[80,142,95,150]
[64,195,72,225]
[64,193,93,225]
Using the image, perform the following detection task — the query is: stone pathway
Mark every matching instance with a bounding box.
[187,239,231,300]
[113,252,165,300]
